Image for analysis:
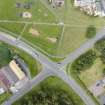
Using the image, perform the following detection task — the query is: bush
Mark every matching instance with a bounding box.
[71,50,96,72]
[94,39,105,53]
[0,43,12,67]
[95,39,105,63]
[86,25,96,39]
[103,68,105,76]
[14,82,74,105]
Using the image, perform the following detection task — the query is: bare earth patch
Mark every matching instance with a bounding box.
[29,28,40,36]
[47,37,57,43]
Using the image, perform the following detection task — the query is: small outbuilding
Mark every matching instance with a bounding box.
[49,0,64,7]
[22,12,32,19]
[54,0,65,6]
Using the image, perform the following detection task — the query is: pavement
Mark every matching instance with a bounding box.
[2,67,53,105]
[61,28,105,67]
[1,28,105,105]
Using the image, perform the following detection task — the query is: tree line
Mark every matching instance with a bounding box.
[71,38,105,73]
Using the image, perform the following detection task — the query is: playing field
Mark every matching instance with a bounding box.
[0,0,105,57]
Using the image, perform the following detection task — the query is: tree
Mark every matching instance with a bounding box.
[103,68,105,76]
[95,39,105,63]
[0,43,12,68]
[86,25,96,39]
[71,50,96,72]
[14,85,74,105]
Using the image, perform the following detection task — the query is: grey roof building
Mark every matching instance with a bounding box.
[50,0,65,7]
[74,0,105,17]
[1,66,19,85]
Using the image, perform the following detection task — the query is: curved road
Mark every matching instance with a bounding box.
[0,30,104,105]
[2,67,53,105]
[61,28,105,67]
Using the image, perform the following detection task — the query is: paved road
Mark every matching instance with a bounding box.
[0,30,103,105]
[0,32,60,69]
[52,69,96,105]
[2,67,53,105]
[60,28,105,67]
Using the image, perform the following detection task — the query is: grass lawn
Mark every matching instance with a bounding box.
[22,24,63,55]
[1,0,105,57]
[67,63,100,105]
[57,26,87,56]
[0,22,25,37]
[79,58,105,87]
[13,76,85,105]
[0,0,56,23]
[0,92,11,104]
[0,41,41,78]
[9,45,42,78]
[0,0,63,56]
[63,0,105,26]
[48,0,105,56]
[0,42,12,67]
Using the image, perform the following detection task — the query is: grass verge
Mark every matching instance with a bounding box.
[67,64,100,105]
[13,76,85,105]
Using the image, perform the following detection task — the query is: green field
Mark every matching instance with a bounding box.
[0,42,12,67]
[0,93,11,104]
[0,0,63,56]
[57,26,87,55]
[22,24,63,54]
[13,76,85,105]
[0,41,41,78]
[0,0,56,22]
[79,58,105,87]
[0,22,25,37]
[49,0,105,56]
[67,64,100,105]
[10,46,42,78]
[0,0,105,57]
